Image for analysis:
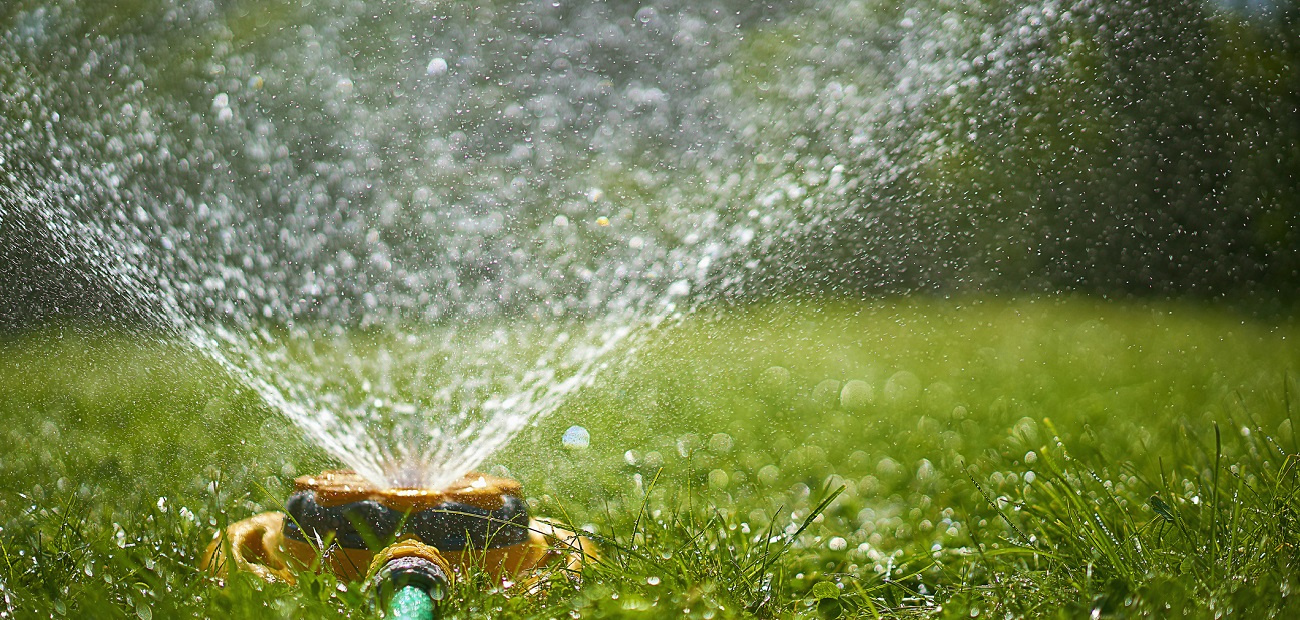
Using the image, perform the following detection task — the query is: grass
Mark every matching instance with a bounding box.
[2,297,1300,618]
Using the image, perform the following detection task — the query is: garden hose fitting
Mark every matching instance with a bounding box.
[365,539,453,620]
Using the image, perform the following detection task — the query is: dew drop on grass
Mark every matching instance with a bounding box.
[646,576,661,586]
[828,537,847,551]
[917,459,936,481]
[135,600,151,620]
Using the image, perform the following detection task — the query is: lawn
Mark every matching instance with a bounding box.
[1,297,1299,618]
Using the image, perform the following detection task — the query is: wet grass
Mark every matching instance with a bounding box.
[2,297,1300,618]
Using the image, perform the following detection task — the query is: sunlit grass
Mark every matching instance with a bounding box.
[2,297,1299,617]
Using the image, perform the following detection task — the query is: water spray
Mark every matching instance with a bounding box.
[201,470,597,613]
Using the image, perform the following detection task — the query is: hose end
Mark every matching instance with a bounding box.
[366,539,454,613]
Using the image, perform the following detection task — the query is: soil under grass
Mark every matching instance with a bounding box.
[2,297,1299,618]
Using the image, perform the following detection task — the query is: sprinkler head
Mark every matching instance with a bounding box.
[203,468,597,586]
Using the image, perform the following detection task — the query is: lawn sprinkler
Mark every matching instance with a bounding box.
[201,470,597,615]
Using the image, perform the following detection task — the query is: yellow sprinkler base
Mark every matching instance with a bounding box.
[199,511,298,583]
[200,470,597,590]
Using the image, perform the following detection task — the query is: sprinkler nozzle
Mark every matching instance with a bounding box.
[366,539,454,617]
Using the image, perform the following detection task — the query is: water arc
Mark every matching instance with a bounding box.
[4,0,1290,491]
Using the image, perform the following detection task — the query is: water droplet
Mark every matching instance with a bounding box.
[646,576,661,586]
[840,380,873,411]
[667,279,691,298]
[812,379,841,407]
[562,425,590,450]
[708,469,729,488]
[426,57,448,76]
[708,433,733,453]
[884,371,921,406]
[760,366,791,393]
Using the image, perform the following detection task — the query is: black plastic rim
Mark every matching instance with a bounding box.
[282,490,530,551]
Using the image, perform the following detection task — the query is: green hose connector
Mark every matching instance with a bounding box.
[387,585,436,620]
[366,540,452,620]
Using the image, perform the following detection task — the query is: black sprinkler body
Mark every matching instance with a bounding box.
[282,488,531,551]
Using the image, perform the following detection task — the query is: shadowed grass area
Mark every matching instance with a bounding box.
[1,297,1299,617]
